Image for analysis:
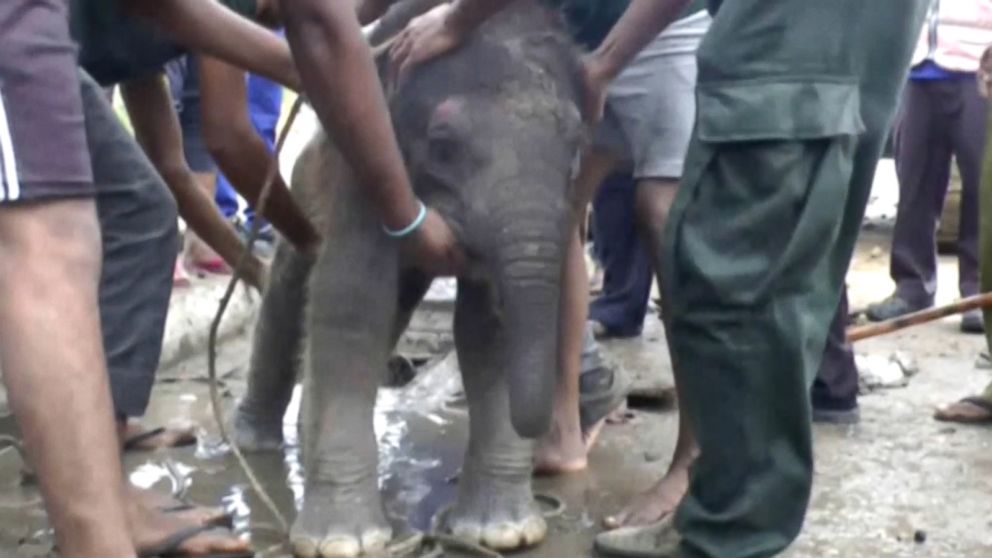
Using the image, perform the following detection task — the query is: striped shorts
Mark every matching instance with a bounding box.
[0,0,94,203]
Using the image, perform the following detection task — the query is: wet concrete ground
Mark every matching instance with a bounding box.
[3,232,992,557]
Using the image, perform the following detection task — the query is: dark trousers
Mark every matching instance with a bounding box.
[589,171,858,405]
[812,287,858,409]
[891,78,987,303]
[79,70,179,418]
[589,172,653,336]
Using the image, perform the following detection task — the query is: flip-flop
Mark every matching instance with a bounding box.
[124,426,197,452]
[934,396,992,424]
[579,362,631,439]
[186,258,233,276]
[139,525,254,558]
[594,515,681,558]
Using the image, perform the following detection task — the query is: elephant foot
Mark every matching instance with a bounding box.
[445,466,547,551]
[290,481,392,558]
[231,402,284,452]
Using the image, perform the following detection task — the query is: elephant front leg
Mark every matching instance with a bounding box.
[446,280,547,551]
[290,243,398,558]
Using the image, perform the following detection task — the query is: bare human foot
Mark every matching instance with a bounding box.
[603,457,692,529]
[127,484,249,556]
[120,420,197,451]
[934,396,992,424]
[533,415,587,475]
[127,485,230,528]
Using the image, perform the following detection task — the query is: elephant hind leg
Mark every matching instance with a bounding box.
[445,279,546,552]
[236,239,312,452]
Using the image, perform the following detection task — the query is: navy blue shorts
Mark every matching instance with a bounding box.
[165,55,216,174]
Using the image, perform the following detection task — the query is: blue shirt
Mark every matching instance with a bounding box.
[910,60,975,81]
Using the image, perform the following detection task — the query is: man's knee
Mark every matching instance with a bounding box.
[635,178,679,239]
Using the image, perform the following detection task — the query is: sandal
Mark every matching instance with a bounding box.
[934,396,992,424]
[186,257,232,276]
[594,515,681,557]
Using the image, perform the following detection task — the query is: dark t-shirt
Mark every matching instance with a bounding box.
[70,0,258,86]
[551,0,707,49]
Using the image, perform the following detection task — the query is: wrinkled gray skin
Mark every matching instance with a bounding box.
[235,3,585,557]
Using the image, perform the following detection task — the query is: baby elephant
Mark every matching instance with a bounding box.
[236,3,585,556]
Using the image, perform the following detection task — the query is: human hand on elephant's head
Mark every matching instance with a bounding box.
[402,208,468,276]
[979,45,992,98]
[389,3,466,84]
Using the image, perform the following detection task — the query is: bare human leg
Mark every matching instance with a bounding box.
[534,149,619,475]
[0,199,134,558]
[605,177,699,528]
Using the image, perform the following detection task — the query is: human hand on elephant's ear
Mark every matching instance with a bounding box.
[403,208,468,277]
[978,45,992,98]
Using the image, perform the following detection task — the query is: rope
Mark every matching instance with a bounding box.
[206,94,304,536]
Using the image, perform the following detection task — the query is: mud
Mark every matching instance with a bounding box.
[2,231,992,557]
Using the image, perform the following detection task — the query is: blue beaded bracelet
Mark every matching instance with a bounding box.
[383,200,427,238]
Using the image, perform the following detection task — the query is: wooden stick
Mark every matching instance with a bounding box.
[847,292,992,342]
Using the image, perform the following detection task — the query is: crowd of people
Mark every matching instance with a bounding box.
[0,0,987,556]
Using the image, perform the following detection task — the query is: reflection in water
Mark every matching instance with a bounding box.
[206,358,469,541]
[130,459,195,499]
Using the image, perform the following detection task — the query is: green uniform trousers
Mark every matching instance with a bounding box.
[664,1,929,556]
[981,98,992,400]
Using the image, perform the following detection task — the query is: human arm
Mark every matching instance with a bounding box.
[123,0,301,91]
[282,0,465,275]
[581,0,692,119]
[197,56,320,259]
[120,74,268,291]
[979,45,992,98]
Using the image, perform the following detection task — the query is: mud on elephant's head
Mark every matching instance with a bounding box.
[379,3,586,437]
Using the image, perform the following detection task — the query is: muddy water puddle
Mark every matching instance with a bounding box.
[135,347,650,557]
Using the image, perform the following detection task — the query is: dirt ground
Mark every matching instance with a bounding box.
[2,229,992,557]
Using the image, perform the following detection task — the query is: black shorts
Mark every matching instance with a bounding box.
[0,0,93,202]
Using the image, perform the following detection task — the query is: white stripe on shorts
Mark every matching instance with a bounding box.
[0,92,20,201]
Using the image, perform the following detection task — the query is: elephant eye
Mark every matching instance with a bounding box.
[428,135,461,165]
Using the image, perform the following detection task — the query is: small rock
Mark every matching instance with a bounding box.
[869,246,883,259]
[857,353,910,392]
[890,351,919,376]
[976,351,992,370]
[914,530,927,544]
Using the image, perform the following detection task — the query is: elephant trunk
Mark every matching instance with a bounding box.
[497,231,564,439]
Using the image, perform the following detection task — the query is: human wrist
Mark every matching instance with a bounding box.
[383,199,427,238]
[443,2,475,41]
[589,47,623,83]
